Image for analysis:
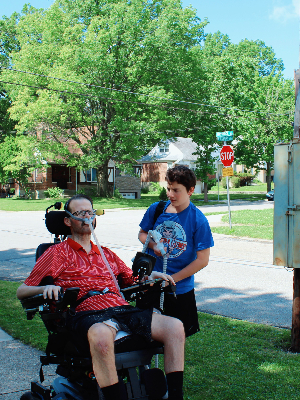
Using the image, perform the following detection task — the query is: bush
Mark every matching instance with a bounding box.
[231,176,240,188]
[141,186,150,194]
[113,188,123,199]
[149,182,162,193]
[221,177,227,188]
[237,173,254,186]
[159,187,168,200]
[207,178,217,191]
[44,187,64,198]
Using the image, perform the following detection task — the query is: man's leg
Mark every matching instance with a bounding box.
[87,322,120,400]
[151,313,185,400]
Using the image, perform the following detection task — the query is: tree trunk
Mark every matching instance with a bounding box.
[96,164,109,197]
[204,182,208,203]
[266,161,272,192]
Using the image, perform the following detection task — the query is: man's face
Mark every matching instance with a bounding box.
[65,198,95,235]
[166,181,194,211]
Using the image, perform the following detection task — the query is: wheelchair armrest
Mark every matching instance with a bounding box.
[121,278,163,301]
[20,287,81,320]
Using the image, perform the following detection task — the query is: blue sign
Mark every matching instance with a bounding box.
[216,131,234,142]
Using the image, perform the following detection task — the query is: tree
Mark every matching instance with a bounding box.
[234,73,294,192]
[2,0,207,196]
[190,36,293,197]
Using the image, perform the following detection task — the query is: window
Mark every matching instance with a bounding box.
[85,168,97,182]
[159,142,169,153]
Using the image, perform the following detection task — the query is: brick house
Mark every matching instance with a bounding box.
[4,126,141,198]
[139,137,219,194]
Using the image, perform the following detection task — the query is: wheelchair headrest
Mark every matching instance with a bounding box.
[45,210,71,236]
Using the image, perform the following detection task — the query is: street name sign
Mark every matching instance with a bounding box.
[216,131,234,142]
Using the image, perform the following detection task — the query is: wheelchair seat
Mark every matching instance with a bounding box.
[20,203,167,400]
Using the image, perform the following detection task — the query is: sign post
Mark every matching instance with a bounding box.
[217,132,234,229]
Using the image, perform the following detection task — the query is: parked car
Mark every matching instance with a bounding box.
[266,190,274,201]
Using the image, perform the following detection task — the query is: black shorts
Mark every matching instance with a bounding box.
[136,288,199,337]
[66,305,154,354]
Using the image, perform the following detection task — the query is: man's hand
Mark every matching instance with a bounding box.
[43,285,62,301]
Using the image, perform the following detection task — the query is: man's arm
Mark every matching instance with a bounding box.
[17,283,62,301]
[171,248,210,283]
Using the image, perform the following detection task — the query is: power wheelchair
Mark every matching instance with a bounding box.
[19,203,169,400]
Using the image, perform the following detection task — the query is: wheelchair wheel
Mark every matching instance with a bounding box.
[20,392,41,400]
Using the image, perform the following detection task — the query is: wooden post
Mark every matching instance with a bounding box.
[291,268,300,352]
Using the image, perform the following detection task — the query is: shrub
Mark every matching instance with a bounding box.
[113,188,123,199]
[237,173,254,186]
[149,182,162,193]
[141,186,150,194]
[44,187,64,198]
[159,187,168,200]
[231,176,240,188]
[207,178,217,191]
[221,177,227,188]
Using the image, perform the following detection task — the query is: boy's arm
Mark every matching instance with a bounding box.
[171,248,210,283]
[17,283,62,300]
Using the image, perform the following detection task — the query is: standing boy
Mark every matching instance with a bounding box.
[138,165,214,337]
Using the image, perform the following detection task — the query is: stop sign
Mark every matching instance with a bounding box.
[220,145,234,167]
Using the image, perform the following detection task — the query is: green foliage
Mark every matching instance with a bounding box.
[149,182,162,193]
[1,0,206,196]
[221,177,227,188]
[230,176,240,188]
[236,172,254,186]
[159,187,168,200]
[206,178,216,191]
[113,188,123,199]
[44,187,64,198]
[141,186,150,194]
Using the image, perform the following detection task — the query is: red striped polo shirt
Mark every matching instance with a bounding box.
[25,237,134,312]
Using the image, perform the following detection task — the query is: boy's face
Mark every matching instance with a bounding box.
[166,181,194,211]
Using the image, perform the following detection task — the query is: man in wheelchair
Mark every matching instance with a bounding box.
[17,194,185,400]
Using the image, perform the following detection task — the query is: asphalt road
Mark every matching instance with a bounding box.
[0,199,293,399]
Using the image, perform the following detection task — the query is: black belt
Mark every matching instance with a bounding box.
[75,288,119,308]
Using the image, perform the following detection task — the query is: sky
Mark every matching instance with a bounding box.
[1,0,299,81]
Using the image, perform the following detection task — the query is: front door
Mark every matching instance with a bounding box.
[52,165,69,189]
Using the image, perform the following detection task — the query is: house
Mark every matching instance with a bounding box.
[16,159,142,199]
[139,137,219,194]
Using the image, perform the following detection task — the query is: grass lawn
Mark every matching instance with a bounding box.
[210,182,273,193]
[211,208,273,240]
[0,281,298,400]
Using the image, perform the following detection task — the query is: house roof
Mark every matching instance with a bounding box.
[139,137,198,163]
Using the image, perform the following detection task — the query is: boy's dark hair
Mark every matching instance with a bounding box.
[64,194,93,212]
[166,165,196,192]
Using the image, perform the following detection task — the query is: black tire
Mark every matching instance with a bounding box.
[20,392,41,400]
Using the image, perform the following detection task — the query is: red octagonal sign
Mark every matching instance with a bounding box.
[220,145,234,167]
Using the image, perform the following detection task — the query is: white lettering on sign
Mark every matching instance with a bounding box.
[220,152,234,160]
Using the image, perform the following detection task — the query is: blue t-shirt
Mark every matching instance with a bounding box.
[139,200,214,294]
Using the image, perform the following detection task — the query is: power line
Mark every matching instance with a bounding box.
[0,66,293,118]
[0,79,293,127]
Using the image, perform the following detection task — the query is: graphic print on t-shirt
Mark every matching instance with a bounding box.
[156,220,187,258]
